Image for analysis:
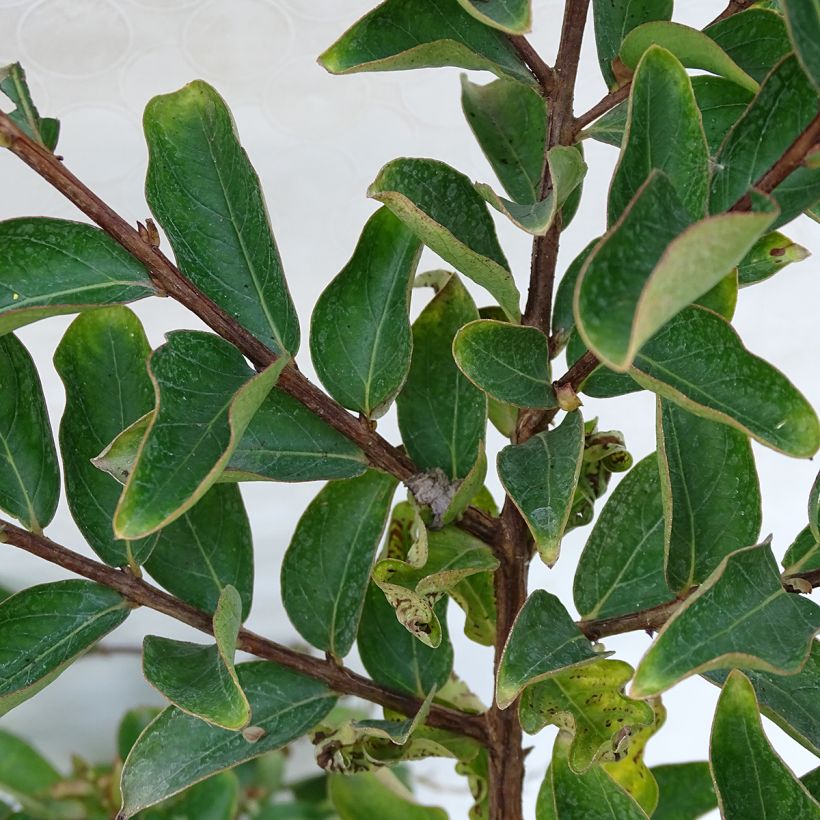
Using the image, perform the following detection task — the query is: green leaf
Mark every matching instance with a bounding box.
[310,208,421,418]
[54,308,157,568]
[783,526,820,577]
[144,80,298,356]
[460,76,545,204]
[709,671,820,817]
[140,772,240,820]
[630,305,820,458]
[704,640,820,756]
[319,0,536,87]
[456,0,531,34]
[782,0,820,91]
[120,661,337,816]
[521,659,655,773]
[582,172,774,370]
[567,331,642,400]
[709,55,820,219]
[118,707,162,760]
[0,334,59,532]
[398,275,486,480]
[705,7,791,82]
[477,146,586,235]
[114,331,285,539]
[609,47,710,226]
[811,471,820,542]
[0,729,61,801]
[369,158,520,321]
[144,484,253,619]
[631,542,819,697]
[552,241,597,355]
[357,583,453,698]
[536,731,650,819]
[329,770,447,820]
[0,63,59,150]
[696,270,739,319]
[650,762,717,820]
[738,230,810,286]
[498,411,585,565]
[0,218,154,336]
[657,399,762,593]
[496,590,600,709]
[453,320,553,407]
[281,471,397,658]
[0,580,129,716]
[574,454,670,620]
[143,587,250,730]
[619,22,759,92]
[591,0,673,89]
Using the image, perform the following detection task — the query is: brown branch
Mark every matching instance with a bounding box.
[507,35,554,94]
[0,518,488,744]
[0,112,497,547]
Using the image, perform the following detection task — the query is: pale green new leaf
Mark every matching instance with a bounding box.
[329,770,447,820]
[120,662,336,816]
[650,762,717,820]
[456,0,531,34]
[498,411,585,565]
[782,526,820,577]
[738,230,810,286]
[496,590,601,709]
[114,331,285,539]
[282,471,397,658]
[310,207,421,418]
[369,158,520,320]
[0,63,59,150]
[710,671,820,818]
[0,580,129,717]
[319,0,536,87]
[144,81,299,356]
[811,471,820,542]
[0,333,59,532]
[632,543,820,697]
[782,0,820,91]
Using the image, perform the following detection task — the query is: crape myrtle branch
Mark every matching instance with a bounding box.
[507,34,555,94]
[0,518,488,745]
[0,111,497,547]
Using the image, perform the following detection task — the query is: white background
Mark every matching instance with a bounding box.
[0,1,817,817]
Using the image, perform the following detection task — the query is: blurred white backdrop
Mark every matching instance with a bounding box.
[0,1,817,817]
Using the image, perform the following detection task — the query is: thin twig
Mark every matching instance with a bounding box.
[0,518,488,744]
[507,35,555,94]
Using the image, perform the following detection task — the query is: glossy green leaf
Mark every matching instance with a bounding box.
[329,770,447,820]
[397,275,486,480]
[704,640,820,756]
[144,483,253,619]
[584,172,774,370]
[498,411,585,565]
[0,729,61,801]
[630,305,820,458]
[369,158,520,320]
[782,0,820,91]
[460,76,545,204]
[609,47,710,226]
[619,22,759,92]
[456,0,531,33]
[650,762,717,820]
[0,63,59,150]
[709,55,820,219]
[114,331,285,539]
[310,208,421,418]
[141,772,240,820]
[574,455,670,620]
[496,590,600,709]
[783,526,820,577]
[319,0,535,87]
[282,471,397,658]
[705,7,791,82]
[657,399,762,593]
[552,241,597,355]
[710,671,820,817]
[0,218,154,337]
[810,470,820,542]
[477,146,586,235]
[536,731,650,819]
[143,587,250,730]
[0,334,59,532]
[120,661,336,816]
[738,230,810,286]
[521,659,655,773]
[696,270,739,319]
[591,0,673,89]
[54,308,157,568]
[358,583,453,698]
[144,81,298,356]
[0,580,129,716]
[453,320,553,407]
[632,543,820,697]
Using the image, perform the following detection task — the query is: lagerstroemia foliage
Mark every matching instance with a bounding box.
[0,1,819,818]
